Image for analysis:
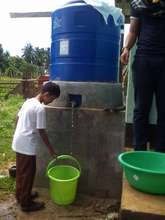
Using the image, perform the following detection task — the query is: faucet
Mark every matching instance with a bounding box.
[68,94,82,108]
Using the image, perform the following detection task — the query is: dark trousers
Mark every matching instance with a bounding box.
[16,152,36,206]
[132,55,165,152]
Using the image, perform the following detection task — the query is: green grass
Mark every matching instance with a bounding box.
[0,95,23,197]
[0,76,21,82]
[0,77,21,99]
[0,95,24,169]
[0,175,16,195]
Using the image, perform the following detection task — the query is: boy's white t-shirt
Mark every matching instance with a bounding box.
[12,98,46,155]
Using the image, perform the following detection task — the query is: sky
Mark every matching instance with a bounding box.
[0,0,127,57]
[0,0,68,56]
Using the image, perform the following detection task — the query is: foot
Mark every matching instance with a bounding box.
[31,191,39,200]
[16,191,39,203]
[21,201,45,212]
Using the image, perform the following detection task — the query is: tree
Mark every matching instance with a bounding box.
[0,44,10,74]
[0,43,50,78]
[0,44,3,70]
[22,43,35,64]
[20,62,40,79]
[6,56,25,78]
[33,47,50,72]
[5,66,21,78]
[22,44,50,75]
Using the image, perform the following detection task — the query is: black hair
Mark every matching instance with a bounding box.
[41,81,60,98]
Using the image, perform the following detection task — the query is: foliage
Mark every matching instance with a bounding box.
[0,95,23,137]
[0,44,4,71]
[0,77,21,100]
[22,43,50,74]
[5,65,21,78]
[19,61,40,79]
[34,47,50,70]
[0,43,50,79]
[0,175,15,199]
[0,95,24,168]
[0,175,15,193]
[0,44,10,74]
[0,95,23,197]
[22,43,35,64]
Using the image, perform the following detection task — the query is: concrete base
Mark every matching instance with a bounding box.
[120,176,165,220]
[51,81,123,109]
[35,107,125,200]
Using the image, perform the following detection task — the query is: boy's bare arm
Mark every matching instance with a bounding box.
[38,129,56,157]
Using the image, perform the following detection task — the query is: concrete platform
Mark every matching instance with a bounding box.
[120,176,165,220]
[0,188,119,220]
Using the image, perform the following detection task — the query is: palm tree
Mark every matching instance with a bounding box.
[22,43,35,64]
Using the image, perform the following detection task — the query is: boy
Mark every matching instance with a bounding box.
[12,81,60,212]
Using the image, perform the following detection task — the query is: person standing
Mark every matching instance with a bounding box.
[12,81,60,212]
[121,0,165,152]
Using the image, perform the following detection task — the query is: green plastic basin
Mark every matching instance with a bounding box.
[118,151,165,194]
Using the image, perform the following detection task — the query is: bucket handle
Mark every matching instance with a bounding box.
[46,155,81,176]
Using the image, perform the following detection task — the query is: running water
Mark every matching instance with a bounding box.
[70,101,75,155]
[71,101,75,128]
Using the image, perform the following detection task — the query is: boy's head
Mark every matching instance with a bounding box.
[40,81,60,105]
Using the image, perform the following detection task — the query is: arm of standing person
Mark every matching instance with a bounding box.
[120,18,140,65]
[38,129,56,158]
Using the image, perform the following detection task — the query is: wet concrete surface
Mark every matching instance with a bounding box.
[0,188,119,220]
[121,177,165,220]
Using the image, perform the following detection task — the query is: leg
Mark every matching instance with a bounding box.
[16,152,36,207]
[132,56,154,150]
[16,153,22,202]
[155,57,165,152]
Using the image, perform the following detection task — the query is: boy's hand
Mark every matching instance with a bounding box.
[49,149,57,158]
[52,153,57,158]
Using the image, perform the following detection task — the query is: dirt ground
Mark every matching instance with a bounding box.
[0,188,119,220]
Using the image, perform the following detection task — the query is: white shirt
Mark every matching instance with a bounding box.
[12,98,46,155]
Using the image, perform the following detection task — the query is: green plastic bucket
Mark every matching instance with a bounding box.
[47,155,81,205]
[118,151,165,194]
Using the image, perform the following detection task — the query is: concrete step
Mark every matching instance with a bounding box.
[120,176,165,220]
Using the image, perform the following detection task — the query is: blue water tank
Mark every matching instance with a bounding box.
[50,0,122,82]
